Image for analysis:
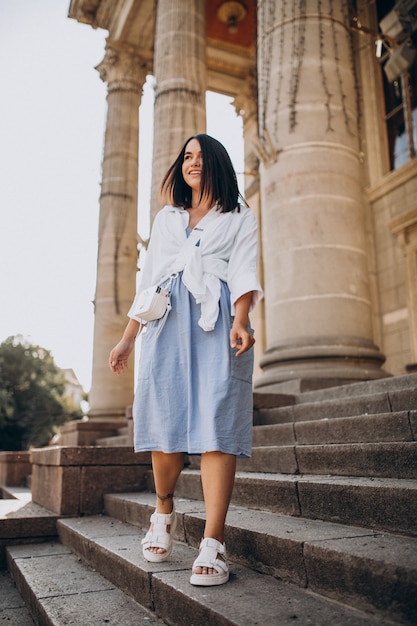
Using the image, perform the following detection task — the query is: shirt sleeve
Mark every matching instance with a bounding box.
[127,214,162,322]
[227,209,263,314]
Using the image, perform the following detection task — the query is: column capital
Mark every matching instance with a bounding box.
[233,69,257,123]
[96,40,150,93]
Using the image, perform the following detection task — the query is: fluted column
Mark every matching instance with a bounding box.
[233,70,265,380]
[255,0,386,392]
[150,0,207,221]
[88,41,148,419]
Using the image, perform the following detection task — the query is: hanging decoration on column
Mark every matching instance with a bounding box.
[343,0,362,144]
[328,0,354,135]
[257,0,358,152]
[289,0,307,132]
[318,0,334,132]
[273,0,287,142]
[257,0,276,138]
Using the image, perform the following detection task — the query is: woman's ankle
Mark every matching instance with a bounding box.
[156,492,174,514]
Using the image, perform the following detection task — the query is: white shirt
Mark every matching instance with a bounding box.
[128,204,263,331]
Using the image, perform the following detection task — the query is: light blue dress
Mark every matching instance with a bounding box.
[133,231,254,458]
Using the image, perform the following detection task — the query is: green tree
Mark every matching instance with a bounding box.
[0,336,82,451]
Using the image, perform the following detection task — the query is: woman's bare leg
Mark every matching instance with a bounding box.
[194,451,236,574]
[147,451,185,555]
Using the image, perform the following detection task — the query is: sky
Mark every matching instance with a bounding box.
[0,0,244,392]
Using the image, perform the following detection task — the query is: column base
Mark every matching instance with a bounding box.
[254,336,390,394]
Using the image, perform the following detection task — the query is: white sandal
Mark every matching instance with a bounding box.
[141,505,176,563]
[190,537,229,586]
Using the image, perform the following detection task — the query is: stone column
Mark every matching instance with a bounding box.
[255,0,386,393]
[88,41,148,419]
[234,70,266,380]
[150,0,207,221]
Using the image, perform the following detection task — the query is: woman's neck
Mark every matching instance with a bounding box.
[190,193,212,212]
[187,196,214,228]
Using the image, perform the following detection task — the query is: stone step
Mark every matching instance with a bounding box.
[100,492,417,624]
[6,542,164,626]
[236,441,417,478]
[0,488,58,569]
[94,434,132,446]
[6,539,388,626]
[299,372,417,402]
[255,387,417,426]
[0,485,33,502]
[93,422,131,446]
[0,569,35,625]
[252,411,416,446]
[53,512,396,625]
[58,419,128,447]
[169,468,417,537]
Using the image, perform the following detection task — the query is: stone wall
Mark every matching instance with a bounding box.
[367,162,417,374]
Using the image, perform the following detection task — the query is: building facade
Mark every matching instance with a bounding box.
[68,0,417,418]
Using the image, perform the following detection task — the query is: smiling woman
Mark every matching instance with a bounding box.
[109,133,262,586]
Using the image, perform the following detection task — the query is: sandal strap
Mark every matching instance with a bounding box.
[192,538,228,575]
[142,506,176,550]
[150,509,175,526]
[141,530,169,550]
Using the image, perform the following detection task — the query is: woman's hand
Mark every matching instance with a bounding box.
[230,321,255,356]
[109,337,136,374]
[109,319,141,374]
[230,292,255,356]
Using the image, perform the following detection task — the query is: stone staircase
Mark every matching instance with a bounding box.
[2,374,417,625]
[94,424,131,447]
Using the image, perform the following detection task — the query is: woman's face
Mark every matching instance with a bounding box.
[182,138,202,193]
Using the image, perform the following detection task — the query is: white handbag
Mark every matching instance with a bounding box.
[133,284,171,322]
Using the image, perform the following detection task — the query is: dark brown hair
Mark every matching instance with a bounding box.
[160,133,246,213]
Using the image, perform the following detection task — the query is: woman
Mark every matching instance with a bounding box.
[109,133,262,586]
